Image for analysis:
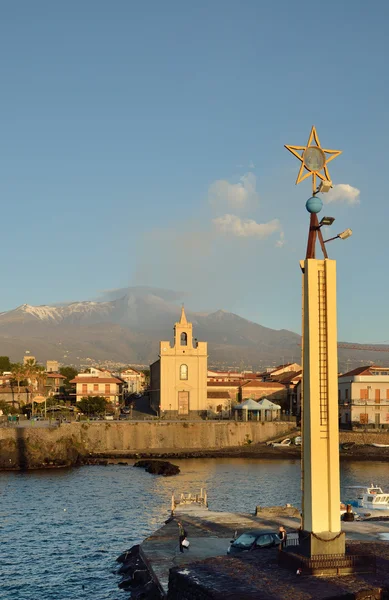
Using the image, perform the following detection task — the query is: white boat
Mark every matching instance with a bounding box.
[371,443,389,448]
[344,484,389,511]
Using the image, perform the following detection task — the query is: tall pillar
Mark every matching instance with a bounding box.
[301,258,345,555]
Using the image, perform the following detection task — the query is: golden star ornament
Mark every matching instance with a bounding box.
[285,126,342,193]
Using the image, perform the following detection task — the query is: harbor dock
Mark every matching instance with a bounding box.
[135,496,389,599]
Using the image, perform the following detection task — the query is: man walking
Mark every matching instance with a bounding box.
[278,525,287,550]
[177,520,186,553]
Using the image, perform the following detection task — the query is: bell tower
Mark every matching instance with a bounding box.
[174,306,193,350]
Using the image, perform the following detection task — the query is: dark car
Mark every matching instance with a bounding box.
[227,530,281,555]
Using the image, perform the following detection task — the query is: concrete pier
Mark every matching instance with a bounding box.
[139,506,389,598]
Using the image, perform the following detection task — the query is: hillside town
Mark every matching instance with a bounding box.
[0,307,388,428]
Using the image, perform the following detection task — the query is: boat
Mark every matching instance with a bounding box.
[371,443,389,448]
[343,484,389,511]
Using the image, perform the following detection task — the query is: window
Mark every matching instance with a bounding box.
[345,389,349,400]
[180,332,187,346]
[105,384,110,394]
[255,534,273,547]
[82,383,87,394]
[387,390,389,400]
[375,389,381,404]
[93,383,99,392]
[233,533,256,548]
[180,364,188,380]
[360,413,368,424]
[360,389,368,400]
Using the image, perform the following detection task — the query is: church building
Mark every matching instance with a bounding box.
[149,307,208,417]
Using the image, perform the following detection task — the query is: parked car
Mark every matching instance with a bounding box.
[227,530,281,555]
[271,438,292,447]
[294,436,302,446]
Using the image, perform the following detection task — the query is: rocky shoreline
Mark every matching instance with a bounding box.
[2,442,389,471]
[115,545,161,599]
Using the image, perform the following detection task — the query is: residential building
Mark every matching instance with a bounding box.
[150,307,208,417]
[0,386,29,407]
[207,370,245,382]
[338,366,389,427]
[70,370,123,406]
[206,390,232,417]
[45,373,66,396]
[46,360,59,373]
[272,370,302,415]
[240,380,287,405]
[206,381,241,403]
[120,367,146,394]
[267,363,302,380]
[207,370,261,382]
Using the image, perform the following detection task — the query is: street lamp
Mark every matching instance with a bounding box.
[319,216,335,227]
[323,228,353,243]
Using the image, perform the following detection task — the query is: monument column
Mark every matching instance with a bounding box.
[301,257,344,554]
[285,126,346,557]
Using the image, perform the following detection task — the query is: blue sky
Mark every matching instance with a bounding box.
[0,0,388,342]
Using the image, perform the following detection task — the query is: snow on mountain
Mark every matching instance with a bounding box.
[0,300,116,325]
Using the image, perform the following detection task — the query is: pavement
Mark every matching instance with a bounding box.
[140,505,389,596]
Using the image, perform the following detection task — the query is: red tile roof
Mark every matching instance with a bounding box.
[272,370,302,384]
[339,366,373,377]
[241,380,286,389]
[207,381,242,388]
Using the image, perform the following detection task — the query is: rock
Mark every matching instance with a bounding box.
[131,580,161,599]
[132,569,150,586]
[118,576,133,590]
[117,557,143,575]
[133,460,180,476]
[116,544,139,563]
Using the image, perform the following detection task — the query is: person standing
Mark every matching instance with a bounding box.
[177,520,186,553]
[278,526,287,550]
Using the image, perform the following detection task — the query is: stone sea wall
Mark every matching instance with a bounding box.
[0,420,296,469]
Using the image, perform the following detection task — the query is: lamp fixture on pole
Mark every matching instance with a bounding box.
[323,228,353,243]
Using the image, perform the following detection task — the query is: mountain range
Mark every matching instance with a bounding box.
[0,287,387,371]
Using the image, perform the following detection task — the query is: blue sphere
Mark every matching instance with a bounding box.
[306,196,323,214]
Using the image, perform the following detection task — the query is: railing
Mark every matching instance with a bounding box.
[345,399,389,406]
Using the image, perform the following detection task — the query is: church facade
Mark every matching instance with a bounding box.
[149,307,208,417]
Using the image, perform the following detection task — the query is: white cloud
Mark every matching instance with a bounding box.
[213,214,281,238]
[324,183,360,205]
[275,231,286,248]
[208,172,259,210]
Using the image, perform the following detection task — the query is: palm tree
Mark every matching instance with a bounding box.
[24,360,46,414]
[11,362,26,408]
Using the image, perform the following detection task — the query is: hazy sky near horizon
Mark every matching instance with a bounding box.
[1,1,388,342]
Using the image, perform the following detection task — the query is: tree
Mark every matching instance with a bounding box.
[78,396,107,416]
[11,362,26,408]
[0,356,11,373]
[24,361,46,413]
[59,366,78,387]
[0,400,18,415]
